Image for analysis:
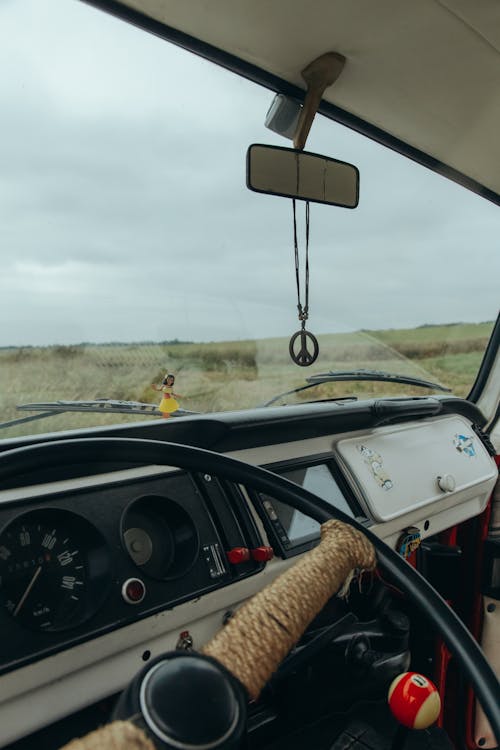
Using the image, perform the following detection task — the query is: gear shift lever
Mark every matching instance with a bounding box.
[388,672,441,750]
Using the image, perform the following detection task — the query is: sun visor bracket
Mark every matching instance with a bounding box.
[293,52,345,150]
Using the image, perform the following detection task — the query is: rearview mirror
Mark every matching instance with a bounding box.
[246,144,359,208]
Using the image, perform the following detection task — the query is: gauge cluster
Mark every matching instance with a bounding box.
[0,470,263,675]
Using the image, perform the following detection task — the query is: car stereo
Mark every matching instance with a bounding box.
[255,459,361,557]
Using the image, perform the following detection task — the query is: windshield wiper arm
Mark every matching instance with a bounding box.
[0,399,194,432]
[261,384,357,407]
[307,369,451,391]
[260,368,450,407]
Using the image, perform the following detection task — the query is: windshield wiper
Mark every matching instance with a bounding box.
[307,369,451,390]
[261,368,450,407]
[0,399,194,432]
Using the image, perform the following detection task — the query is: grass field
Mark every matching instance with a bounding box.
[0,321,494,439]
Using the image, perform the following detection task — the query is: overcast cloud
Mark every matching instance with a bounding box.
[0,0,498,347]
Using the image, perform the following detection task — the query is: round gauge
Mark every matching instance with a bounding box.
[122,495,198,580]
[0,509,111,632]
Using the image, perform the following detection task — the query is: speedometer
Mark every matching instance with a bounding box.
[0,509,111,632]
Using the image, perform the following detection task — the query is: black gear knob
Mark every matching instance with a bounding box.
[114,652,247,750]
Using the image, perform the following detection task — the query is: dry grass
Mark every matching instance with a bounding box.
[0,321,494,439]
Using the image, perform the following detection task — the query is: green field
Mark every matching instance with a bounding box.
[0,321,494,439]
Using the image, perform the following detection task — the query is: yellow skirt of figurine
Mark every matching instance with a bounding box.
[159,394,179,414]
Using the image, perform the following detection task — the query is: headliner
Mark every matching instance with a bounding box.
[86,0,500,205]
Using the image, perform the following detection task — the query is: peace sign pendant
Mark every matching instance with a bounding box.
[289,328,319,366]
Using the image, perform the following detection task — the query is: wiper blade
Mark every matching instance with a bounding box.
[261,368,449,407]
[17,399,163,414]
[307,369,451,392]
[0,399,194,432]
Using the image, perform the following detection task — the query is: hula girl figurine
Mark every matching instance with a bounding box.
[151,374,182,418]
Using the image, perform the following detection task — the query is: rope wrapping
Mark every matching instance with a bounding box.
[202,519,376,699]
[60,721,154,750]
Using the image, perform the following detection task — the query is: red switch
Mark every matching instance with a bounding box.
[226,547,250,564]
[251,546,274,562]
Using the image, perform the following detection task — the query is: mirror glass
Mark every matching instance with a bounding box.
[247,144,359,207]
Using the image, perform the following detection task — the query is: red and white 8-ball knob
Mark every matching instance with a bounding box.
[388,672,441,730]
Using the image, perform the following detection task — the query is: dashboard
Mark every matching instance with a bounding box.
[0,396,497,747]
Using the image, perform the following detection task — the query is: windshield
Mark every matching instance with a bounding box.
[1,0,498,439]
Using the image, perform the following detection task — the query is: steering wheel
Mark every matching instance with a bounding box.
[0,436,498,743]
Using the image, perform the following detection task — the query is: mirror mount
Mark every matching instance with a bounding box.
[293,52,346,150]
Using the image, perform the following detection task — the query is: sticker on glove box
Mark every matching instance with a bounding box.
[454,434,476,458]
[357,444,393,490]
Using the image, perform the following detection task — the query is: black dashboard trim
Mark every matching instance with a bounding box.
[0,398,486,468]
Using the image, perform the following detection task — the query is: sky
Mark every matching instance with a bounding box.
[0,0,499,347]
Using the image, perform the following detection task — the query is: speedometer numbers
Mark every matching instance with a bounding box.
[0,510,110,632]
